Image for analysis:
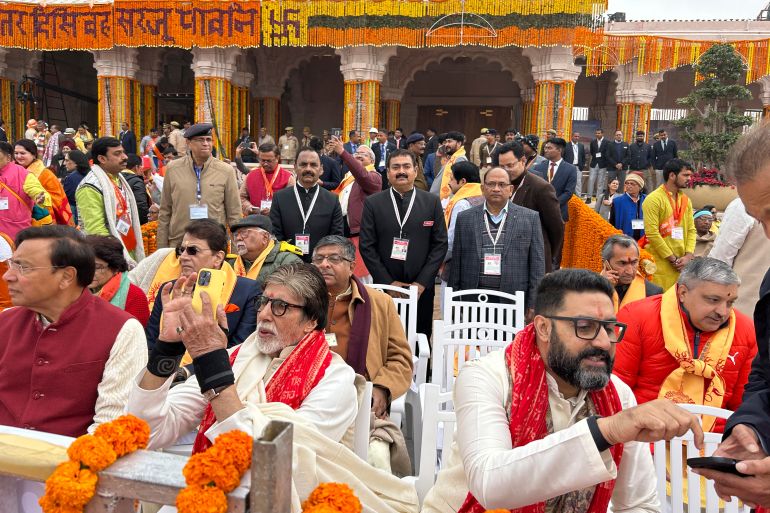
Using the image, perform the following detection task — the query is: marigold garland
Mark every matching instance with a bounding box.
[141,221,158,256]
[177,430,253,513]
[39,415,150,513]
[301,482,362,513]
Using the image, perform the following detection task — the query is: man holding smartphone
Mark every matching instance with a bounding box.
[239,142,295,216]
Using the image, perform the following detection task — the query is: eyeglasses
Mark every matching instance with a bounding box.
[255,296,304,317]
[6,260,65,276]
[484,181,512,190]
[175,245,212,257]
[546,316,627,343]
[94,263,110,271]
[311,254,352,265]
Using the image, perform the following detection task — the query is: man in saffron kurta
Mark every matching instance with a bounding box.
[615,258,757,433]
[641,159,696,290]
[600,235,662,313]
[125,263,417,513]
[0,226,147,437]
[422,269,702,513]
[438,131,468,204]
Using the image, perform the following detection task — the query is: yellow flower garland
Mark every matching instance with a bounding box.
[39,415,150,513]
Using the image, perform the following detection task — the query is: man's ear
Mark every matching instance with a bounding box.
[533,314,551,342]
[676,283,687,304]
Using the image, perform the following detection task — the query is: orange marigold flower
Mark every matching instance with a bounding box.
[301,483,362,513]
[94,414,150,456]
[66,434,117,472]
[39,461,98,511]
[183,452,241,492]
[211,430,252,474]
[303,506,345,513]
[176,484,228,513]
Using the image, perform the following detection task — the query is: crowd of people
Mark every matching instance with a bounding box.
[0,114,769,513]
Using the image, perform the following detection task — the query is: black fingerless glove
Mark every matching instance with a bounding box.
[193,349,235,393]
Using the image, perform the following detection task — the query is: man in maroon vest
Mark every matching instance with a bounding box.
[239,142,295,216]
[0,225,147,437]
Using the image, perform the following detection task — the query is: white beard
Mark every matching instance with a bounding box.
[256,336,285,356]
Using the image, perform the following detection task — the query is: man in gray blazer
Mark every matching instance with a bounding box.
[449,167,545,322]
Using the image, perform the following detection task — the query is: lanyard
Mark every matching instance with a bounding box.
[390,188,416,239]
[293,185,320,234]
[666,188,686,224]
[193,164,203,203]
[110,178,128,219]
[261,166,281,199]
[483,208,508,253]
[510,173,525,202]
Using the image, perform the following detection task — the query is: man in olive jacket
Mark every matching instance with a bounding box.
[157,123,241,248]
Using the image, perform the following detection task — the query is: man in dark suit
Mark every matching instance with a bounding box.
[309,136,342,190]
[588,128,610,199]
[343,130,361,155]
[0,120,8,143]
[652,129,678,191]
[607,129,629,190]
[563,131,587,196]
[533,137,577,222]
[494,141,564,273]
[371,129,397,189]
[449,166,544,321]
[390,128,407,149]
[360,149,448,340]
[425,128,438,155]
[119,122,137,155]
[270,148,344,262]
[627,130,654,192]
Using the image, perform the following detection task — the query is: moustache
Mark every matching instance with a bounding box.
[395,173,408,179]
[578,346,610,364]
[257,321,277,334]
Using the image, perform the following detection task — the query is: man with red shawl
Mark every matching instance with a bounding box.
[423,269,704,513]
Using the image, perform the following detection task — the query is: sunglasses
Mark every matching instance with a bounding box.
[175,245,212,257]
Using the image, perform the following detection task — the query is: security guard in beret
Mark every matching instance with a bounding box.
[157,123,242,248]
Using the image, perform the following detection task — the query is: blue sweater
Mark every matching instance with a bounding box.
[611,193,646,239]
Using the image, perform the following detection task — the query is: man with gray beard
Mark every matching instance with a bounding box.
[423,269,703,513]
[127,262,357,449]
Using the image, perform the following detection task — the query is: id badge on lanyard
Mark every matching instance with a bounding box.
[0,196,8,210]
[631,219,644,230]
[483,254,502,275]
[190,165,208,219]
[116,216,131,236]
[295,234,310,255]
[293,185,320,255]
[389,188,416,261]
[391,238,409,261]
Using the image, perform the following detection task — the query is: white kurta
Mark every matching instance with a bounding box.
[422,350,659,513]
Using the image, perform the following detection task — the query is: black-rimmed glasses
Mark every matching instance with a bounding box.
[546,316,627,343]
[255,295,305,317]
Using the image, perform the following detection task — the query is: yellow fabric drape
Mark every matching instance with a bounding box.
[612,273,648,313]
[444,183,482,227]
[231,240,276,281]
[439,147,467,201]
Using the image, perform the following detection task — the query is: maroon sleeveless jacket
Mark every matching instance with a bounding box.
[0,289,130,436]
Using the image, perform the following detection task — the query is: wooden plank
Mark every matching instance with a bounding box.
[250,421,293,513]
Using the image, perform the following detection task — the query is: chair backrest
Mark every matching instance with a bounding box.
[412,383,456,505]
[353,380,374,460]
[431,319,516,394]
[442,287,525,334]
[652,405,748,513]
[370,284,419,353]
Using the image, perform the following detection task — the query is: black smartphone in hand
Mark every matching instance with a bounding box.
[687,456,749,477]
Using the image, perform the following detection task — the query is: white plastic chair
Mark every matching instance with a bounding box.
[442,287,525,334]
[401,383,455,506]
[353,381,373,460]
[370,284,431,429]
[431,319,517,395]
[653,404,749,513]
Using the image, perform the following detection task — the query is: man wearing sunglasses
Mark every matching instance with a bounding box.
[423,269,703,513]
[127,263,414,510]
[145,219,260,355]
[614,257,757,433]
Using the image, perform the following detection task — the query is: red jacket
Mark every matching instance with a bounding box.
[614,294,757,430]
[125,282,150,327]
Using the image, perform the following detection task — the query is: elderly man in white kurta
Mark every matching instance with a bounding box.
[126,263,417,513]
[422,269,704,513]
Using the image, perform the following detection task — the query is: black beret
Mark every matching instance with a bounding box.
[230,214,273,233]
[184,123,214,139]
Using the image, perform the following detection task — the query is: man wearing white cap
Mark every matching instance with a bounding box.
[168,121,187,155]
[610,173,647,240]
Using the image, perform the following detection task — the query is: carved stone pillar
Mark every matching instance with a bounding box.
[614,62,664,139]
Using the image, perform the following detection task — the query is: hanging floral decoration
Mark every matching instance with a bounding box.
[141,220,158,256]
[176,430,253,513]
[39,415,150,513]
[580,34,770,84]
[301,482,362,513]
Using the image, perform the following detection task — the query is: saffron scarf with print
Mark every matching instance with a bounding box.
[457,324,623,513]
[657,286,734,432]
[612,273,648,313]
[231,240,276,280]
[191,329,332,453]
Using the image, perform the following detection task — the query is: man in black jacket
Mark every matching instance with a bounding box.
[360,149,448,340]
[651,129,678,191]
[119,122,137,156]
[563,132,586,196]
[308,136,342,190]
[627,130,653,192]
[371,129,397,189]
[121,154,150,225]
[606,129,629,189]
[696,124,770,508]
[270,148,344,262]
[588,128,610,199]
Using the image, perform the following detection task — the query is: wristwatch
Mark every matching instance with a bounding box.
[202,384,231,402]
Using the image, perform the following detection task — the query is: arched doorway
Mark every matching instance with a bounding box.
[157,49,194,125]
[282,52,343,134]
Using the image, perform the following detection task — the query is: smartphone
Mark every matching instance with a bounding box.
[331,128,341,138]
[687,456,749,477]
[191,268,226,319]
